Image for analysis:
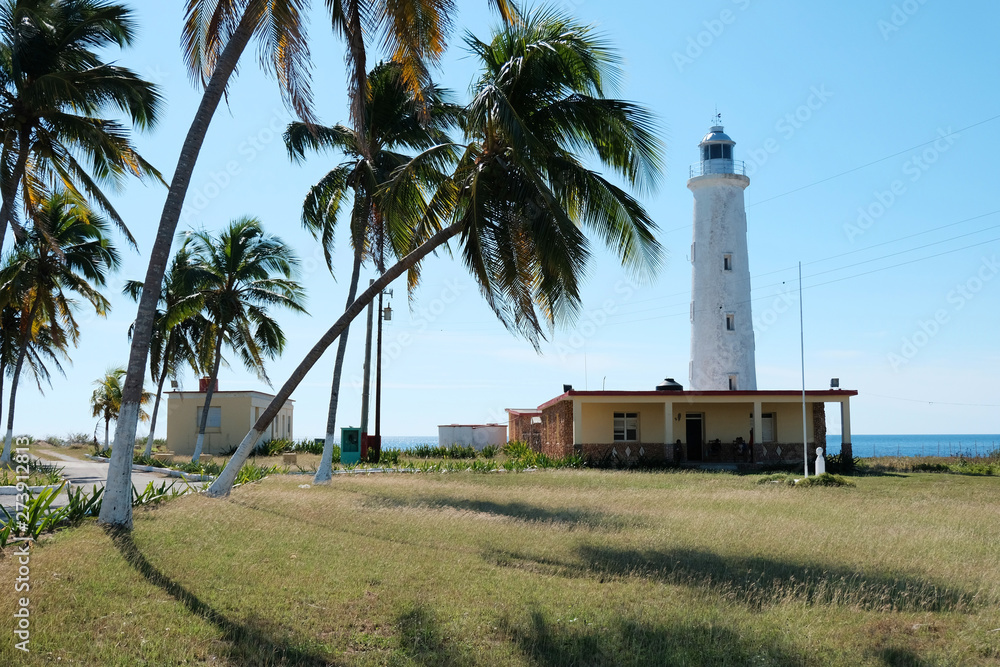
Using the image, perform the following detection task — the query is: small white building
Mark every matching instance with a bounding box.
[437,424,507,450]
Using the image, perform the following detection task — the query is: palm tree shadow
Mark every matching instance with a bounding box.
[503,609,813,666]
[106,527,331,666]
[485,545,978,614]
[575,545,977,613]
[367,494,635,530]
[395,604,475,666]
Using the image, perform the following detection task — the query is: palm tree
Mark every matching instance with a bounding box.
[185,217,306,462]
[0,304,68,456]
[90,366,150,450]
[104,0,517,528]
[0,0,163,250]
[0,190,119,463]
[206,7,665,497]
[124,246,209,458]
[284,61,460,482]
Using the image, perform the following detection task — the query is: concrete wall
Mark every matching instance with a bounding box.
[437,425,507,450]
[166,391,294,456]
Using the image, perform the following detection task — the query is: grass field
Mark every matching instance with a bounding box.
[1,469,998,665]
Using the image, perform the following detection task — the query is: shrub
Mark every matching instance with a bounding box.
[481,444,499,459]
[793,473,855,488]
[756,473,792,485]
[374,448,402,466]
[235,463,286,486]
[912,462,950,472]
[502,441,532,459]
[410,444,477,459]
[825,452,862,475]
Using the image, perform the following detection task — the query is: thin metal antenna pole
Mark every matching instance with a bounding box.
[799,261,808,478]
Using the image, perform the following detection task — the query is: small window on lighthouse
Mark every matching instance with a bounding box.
[723,254,733,271]
[725,313,735,331]
[728,375,738,391]
[722,144,732,160]
[710,144,723,159]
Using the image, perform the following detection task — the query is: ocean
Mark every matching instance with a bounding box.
[826,434,1000,458]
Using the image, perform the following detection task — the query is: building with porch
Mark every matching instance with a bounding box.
[531,386,855,466]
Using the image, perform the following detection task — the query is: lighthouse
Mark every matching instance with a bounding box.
[688,123,757,391]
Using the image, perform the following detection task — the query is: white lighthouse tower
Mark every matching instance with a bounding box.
[688,122,757,391]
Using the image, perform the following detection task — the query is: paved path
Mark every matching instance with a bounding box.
[2,452,190,513]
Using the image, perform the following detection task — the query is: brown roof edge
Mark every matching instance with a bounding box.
[538,388,858,409]
[505,408,543,416]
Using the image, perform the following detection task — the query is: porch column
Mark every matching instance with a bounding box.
[840,398,852,463]
[572,400,583,447]
[664,402,674,459]
[753,400,762,461]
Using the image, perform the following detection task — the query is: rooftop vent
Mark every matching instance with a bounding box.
[656,378,683,391]
[563,384,573,393]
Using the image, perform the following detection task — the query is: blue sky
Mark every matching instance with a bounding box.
[11,0,1000,441]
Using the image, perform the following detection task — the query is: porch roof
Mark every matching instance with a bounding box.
[537,389,857,411]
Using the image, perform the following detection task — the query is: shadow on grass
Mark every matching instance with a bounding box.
[485,545,977,613]
[873,647,932,667]
[367,494,636,530]
[106,527,330,666]
[503,610,813,667]
[394,604,473,666]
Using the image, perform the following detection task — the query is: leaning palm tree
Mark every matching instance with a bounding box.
[124,246,209,458]
[284,61,460,482]
[0,0,163,250]
[0,190,119,463]
[184,217,307,462]
[90,366,151,450]
[206,7,665,497]
[103,0,518,529]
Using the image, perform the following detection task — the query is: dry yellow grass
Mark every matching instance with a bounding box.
[1,469,998,665]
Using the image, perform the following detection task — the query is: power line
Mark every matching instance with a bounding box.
[866,392,1000,408]
[747,113,1000,208]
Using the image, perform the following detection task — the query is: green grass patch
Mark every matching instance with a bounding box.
[2,471,998,665]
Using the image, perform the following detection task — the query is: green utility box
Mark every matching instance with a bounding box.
[340,427,362,465]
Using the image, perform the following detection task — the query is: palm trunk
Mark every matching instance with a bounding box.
[0,125,33,251]
[359,280,374,432]
[104,418,110,450]
[206,220,465,497]
[143,364,169,458]
[0,339,29,464]
[192,335,224,462]
[314,248,363,483]
[100,11,259,528]
[1,298,40,464]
